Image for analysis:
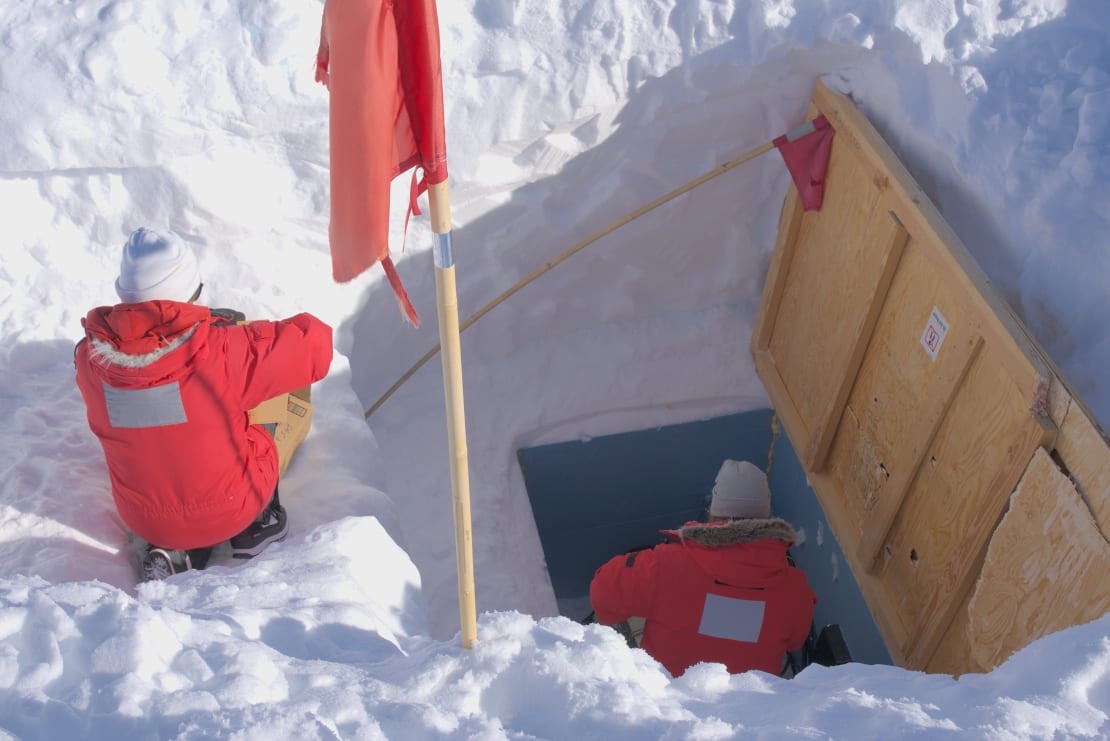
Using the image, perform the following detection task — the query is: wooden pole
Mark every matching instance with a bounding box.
[427,178,478,649]
[365,137,778,419]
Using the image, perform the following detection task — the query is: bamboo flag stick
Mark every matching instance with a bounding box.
[365,137,778,420]
[428,178,478,649]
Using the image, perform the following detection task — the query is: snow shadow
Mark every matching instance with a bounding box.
[340,37,1055,638]
[341,42,855,636]
[0,338,135,588]
[260,616,406,665]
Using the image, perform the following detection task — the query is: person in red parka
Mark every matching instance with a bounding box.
[75,228,334,581]
[589,459,816,677]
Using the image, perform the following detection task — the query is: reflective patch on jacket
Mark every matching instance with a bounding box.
[698,593,765,643]
[103,381,187,428]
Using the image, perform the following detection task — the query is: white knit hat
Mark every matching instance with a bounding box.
[115,228,201,303]
[709,460,772,519]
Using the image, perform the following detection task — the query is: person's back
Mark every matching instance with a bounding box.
[590,459,816,677]
[74,228,333,576]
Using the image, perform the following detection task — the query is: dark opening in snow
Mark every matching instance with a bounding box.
[518,409,893,666]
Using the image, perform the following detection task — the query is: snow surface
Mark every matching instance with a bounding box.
[1,0,1108,737]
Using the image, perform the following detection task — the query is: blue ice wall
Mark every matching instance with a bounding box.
[517,409,773,619]
[518,409,893,666]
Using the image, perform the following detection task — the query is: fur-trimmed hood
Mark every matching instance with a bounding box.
[83,301,210,356]
[671,517,798,548]
[660,518,798,585]
[79,301,213,384]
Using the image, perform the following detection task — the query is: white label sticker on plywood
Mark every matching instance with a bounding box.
[920,306,949,361]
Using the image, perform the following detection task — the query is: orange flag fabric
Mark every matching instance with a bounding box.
[773,115,834,211]
[315,0,449,327]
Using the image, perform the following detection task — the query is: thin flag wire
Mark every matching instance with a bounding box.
[365,116,834,419]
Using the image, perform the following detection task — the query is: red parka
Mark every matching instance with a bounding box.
[590,518,815,677]
[75,301,333,550]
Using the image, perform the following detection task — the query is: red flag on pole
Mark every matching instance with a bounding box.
[773,115,834,211]
[315,0,449,327]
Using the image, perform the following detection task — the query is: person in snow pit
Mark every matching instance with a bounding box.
[75,228,333,581]
[589,459,816,677]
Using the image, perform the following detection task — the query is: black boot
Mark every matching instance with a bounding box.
[141,544,213,581]
[229,488,288,559]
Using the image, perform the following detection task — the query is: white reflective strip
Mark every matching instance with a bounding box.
[698,594,765,643]
[433,231,453,268]
[785,120,817,142]
[103,381,187,428]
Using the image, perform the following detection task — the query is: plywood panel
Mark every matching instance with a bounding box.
[748,79,1110,674]
[753,190,806,352]
[966,448,1110,670]
[1054,394,1110,538]
[809,82,1051,402]
[855,332,983,568]
[826,238,983,539]
[924,583,984,676]
[831,347,1053,664]
[924,382,1110,675]
[768,144,884,435]
[873,348,1056,665]
[804,209,909,472]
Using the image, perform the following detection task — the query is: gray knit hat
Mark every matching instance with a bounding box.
[709,460,771,519]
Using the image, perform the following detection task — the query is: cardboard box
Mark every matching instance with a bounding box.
[248,395,287,425]
[248,386,314,477]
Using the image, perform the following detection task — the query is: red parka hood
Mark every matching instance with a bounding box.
[663,517,798,585]
[83,301,211,355]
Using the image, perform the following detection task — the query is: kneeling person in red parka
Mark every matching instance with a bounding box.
[75,228,334,580]
[590,459,816,677]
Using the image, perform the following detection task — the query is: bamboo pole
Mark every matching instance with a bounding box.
[365,137,778,419]
[428,178,478,649]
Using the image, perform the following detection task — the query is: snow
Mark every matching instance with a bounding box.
[1,0,1108,738]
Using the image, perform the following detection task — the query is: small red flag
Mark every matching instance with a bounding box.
[773,115,834,211]
[316,0,449,327]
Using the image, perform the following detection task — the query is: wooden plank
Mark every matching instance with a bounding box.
[752,189,805,352]
[1054,395,1110,539]
[895,363,1058,667]
[804,468,911,655]
[804,208,909,472]
[930,406,1110,675]
[923,575,985,676]
[825,239,982,538]
[753,349,810,451]
[966,447,1110,670]
[836,345,1054,667]
[767,136,885,437]
[750,79,1108,674]
[856,335,985,569]
[811,80,1051,405]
